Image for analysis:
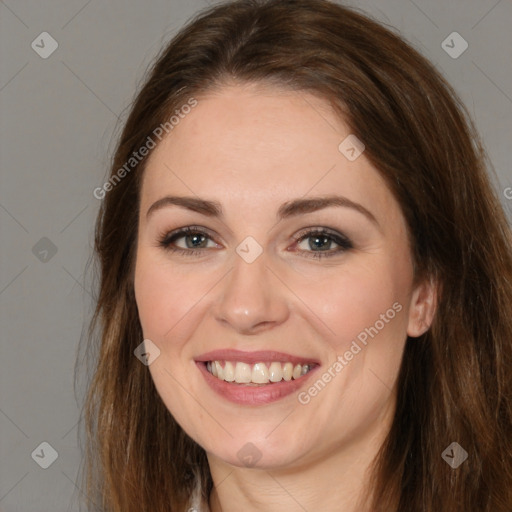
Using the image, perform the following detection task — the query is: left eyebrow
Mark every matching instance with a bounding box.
[276,195,379,228]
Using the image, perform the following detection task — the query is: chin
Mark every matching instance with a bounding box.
[203,431,311,470]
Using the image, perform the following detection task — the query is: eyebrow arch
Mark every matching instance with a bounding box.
[278,196,379,226]
[146,196,222,219]
[146,194,379,227]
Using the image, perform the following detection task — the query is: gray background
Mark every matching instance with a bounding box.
[0,0,511,510]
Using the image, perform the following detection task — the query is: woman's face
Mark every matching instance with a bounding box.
[134,83,431,470]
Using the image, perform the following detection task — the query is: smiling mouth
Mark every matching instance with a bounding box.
[205,360,317,385]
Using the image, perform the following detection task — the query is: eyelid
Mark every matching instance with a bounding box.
[290,227,353,258]
[292,226,351,243]
[159,225,220,246]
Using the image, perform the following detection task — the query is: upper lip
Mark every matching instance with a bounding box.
[195,349,320,366]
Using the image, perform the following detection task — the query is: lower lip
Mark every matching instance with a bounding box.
[196,362,319,405]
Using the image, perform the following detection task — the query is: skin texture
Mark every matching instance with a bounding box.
[134,83,437,511]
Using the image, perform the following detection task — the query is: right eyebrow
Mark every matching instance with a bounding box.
[146,196,223,219]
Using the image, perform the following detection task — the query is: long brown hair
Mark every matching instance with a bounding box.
[79,1,512,510]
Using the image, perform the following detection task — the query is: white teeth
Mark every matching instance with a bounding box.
[223,361,235,382]
[206,360,314,384]
[268,361,283,382]
[234,362,252,383]
[214,361,224,380]
[252,363,269,384]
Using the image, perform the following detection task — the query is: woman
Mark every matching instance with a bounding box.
[80,1,512,511]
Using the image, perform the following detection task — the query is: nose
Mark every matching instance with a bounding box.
[212,251,290,335]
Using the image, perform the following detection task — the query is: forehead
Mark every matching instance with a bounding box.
[140,84,396,220]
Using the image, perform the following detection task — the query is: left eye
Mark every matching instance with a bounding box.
[292,229,353,259]
[298,233,337,251]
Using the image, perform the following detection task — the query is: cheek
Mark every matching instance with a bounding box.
[134,252,208,437]
[299,259,412,426]
[310,257,412,351]
[134,251,199,345]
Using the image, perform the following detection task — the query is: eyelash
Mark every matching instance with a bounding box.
[157,225,353,260]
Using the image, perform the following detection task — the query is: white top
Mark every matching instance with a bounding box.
[187,478,210,512]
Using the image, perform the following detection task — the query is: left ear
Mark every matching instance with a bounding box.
[406,277,438,338]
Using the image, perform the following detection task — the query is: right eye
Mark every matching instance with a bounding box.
[158,226,221,256]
